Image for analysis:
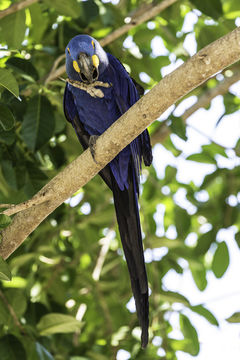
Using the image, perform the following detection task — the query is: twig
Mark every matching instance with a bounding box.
[100,0,179,47]
[0,0,38,20]
[44,0,178,84]
[151,71,240,145]
[92,230,113,281]
[44,54,66,85]
[182,71,240,121]
[0,204,12,209]
[0,289,26,334]
[2,189,53,217]
[0,27,239,259]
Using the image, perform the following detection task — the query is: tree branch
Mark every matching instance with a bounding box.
[92,230,113,282]
[0,289,25,334]
[151,70,240,145]
[0,27,240,259]
[100,0,178,47]
[0,0,38,20]
[44,0,178,84]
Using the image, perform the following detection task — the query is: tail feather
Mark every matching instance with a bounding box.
[110,163,149,348]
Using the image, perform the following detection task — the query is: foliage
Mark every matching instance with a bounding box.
[0,0,239,359]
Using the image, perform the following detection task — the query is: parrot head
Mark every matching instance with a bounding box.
[65,35,109,84]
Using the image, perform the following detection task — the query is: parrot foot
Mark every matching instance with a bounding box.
[89,135,100,164]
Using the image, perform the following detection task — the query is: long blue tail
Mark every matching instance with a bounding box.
[111,163,149,348]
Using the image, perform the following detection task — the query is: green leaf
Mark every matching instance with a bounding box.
[174,206,191,238]
[164,165,177,184]
[0,68,19,99]
[235,231,240,248]
[0,335,26,360]
[179,314,200,355]
[37,313,83,335]
[190,305,219,326]
[226,312,240,323]
[0,290,27,325]
[0,104,15,130]
[0,290,27,329]
[186,152,216,164]
[0,128,16,145]
[1,159,18,190]
[191,0,223,19]
[197,24,226,50]
[235,138,240,157]
[6,57,39,81]
[202,143,228,158]
[43,0,81,18]
[10,253,37,269]
[29,3,49,43]
[7,289,27,317]
[194,230,216,256]
[159,290,190,306]
[78,0,99,26]
[171,339,194,353]
[170,116,187,140]
[0,256,12,281]
[22,95,55,151]
[0,10,26,48]
[0,214,11,229]
[189,261,207,291]
[212,241,229,278]
[2,276,26,288]
[223,0,240,19]
[24,161,48,196]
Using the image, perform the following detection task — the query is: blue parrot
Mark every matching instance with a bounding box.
[63,34,152,347]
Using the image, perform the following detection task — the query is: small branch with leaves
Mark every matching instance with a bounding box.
[0,0,38,20]
[151,70,240,146]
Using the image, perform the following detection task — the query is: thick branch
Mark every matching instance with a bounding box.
[0,27,240,259]
[151,70,240,145]
[0,0,38,20]
[44,0,178,84]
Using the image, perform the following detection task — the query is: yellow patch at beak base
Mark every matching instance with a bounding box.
[73,60,80,73]
[92,55,99,68]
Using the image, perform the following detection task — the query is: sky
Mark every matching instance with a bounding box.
[116,10,240,360]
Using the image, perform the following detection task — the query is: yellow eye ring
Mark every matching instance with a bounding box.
[67,47,70,55]
[91,40,95,49]
[92,54,99,68]
[73,60,80,73]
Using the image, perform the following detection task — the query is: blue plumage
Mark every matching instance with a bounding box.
[64,34,152,347]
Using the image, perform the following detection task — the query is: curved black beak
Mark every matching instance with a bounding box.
[78,53,99,84]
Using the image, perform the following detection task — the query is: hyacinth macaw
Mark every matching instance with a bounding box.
[63,34,152,347]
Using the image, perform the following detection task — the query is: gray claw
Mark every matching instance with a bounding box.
[89,135,99,164]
